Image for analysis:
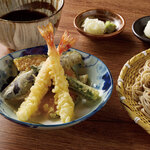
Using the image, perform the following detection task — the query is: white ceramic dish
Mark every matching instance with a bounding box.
[0,45,113,129]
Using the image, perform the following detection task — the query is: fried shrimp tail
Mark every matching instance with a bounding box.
[39,23,75,123]
[58,31,76,54]
[38,23,55,50]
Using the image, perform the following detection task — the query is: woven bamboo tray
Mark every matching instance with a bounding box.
[116,49,150,134]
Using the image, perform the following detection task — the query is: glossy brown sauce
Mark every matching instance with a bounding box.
[1,10,48,21]
[0,1,56,21]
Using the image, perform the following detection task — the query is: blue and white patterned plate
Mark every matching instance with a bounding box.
[0,45,113,129]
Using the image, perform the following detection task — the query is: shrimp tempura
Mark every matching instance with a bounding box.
[16,23,75,123]
[16,55,52,122]
[38,23,75,123]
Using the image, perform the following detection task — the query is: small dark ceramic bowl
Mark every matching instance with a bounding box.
[132,16,150,42]
[73,9,125,39]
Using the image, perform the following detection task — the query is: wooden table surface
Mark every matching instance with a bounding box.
[1,0,150,149]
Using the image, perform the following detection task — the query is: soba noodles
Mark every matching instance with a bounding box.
[130,59,150,118]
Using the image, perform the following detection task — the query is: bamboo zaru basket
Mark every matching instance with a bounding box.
[116,49,150,134]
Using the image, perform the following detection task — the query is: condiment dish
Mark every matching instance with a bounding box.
[132,16,150,42]
[73,9,125,39]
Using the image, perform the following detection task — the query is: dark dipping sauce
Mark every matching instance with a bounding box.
[1,9,48,21]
